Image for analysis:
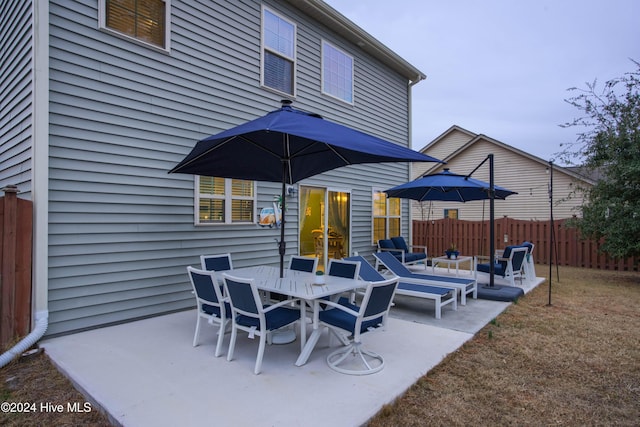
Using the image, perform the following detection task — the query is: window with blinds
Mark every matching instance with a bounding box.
[103,0,168,49]
[197,177,255,224]
[262,7,296,95]
[373,190,401,243]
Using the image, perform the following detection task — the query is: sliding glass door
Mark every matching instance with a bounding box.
[298,186,351,271]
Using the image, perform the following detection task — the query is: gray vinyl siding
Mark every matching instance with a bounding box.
[46,0,414,335]
[0,0,33,195]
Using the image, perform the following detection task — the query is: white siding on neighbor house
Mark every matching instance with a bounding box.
[412,137,585,221]
[412,127,475,179]
[45,0,416,335]
[0,0,33,195]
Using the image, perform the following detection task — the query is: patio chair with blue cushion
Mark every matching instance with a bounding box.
[222,273,302,375]
[280,255,318,333]
[520,241,536,283]
[373,250,477,305]
[475,245,528,287]
[377,236,428,269]
[200,253,233,272]
[324,259,362,344]
[187,266,231,357]
[288,255,318,273]
[345,256,457,319]
[318,276,398,375]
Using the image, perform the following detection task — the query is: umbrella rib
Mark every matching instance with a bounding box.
[186,135,288,170]
[284,134,293,184]
[319,143,350,164]
[238,135,288,160]
[287,141,351,165]
[171,135,238,171]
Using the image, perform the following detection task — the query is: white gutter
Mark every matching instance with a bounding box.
[286,0,426,83]
[1,0,51,367]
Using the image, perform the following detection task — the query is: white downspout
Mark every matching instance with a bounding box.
[0,0,50,367]
[0,311,48,367]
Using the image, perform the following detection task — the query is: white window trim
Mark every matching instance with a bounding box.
[98,0,172,53]
[194,177,257,226]
[372,188,402,243]
[260,5,297,97]
[321,40,354,105]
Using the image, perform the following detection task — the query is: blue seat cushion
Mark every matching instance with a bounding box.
[378,239,401,257]
[403,252,427,263]
[319,303,382,334]
[390,236,409,252]
[397,282,453,296]
[337,296,351,305]
[202,301,232,318]
[236,306,300,331]
[476,262,506,277]
[385,237,426,263]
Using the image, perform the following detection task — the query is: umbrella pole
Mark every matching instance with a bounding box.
[489,154,495,287]
[279,164,287,278]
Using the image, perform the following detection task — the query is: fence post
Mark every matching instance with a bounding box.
[1,185,18,348]
[0,185,32,349]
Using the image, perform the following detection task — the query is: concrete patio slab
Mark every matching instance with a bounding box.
[42,313,471,427]
[41,270,544,427]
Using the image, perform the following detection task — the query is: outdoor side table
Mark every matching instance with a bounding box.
[431,255,474,277]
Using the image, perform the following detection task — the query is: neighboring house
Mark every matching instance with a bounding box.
[410,125,594,221]
[0,0,427,336]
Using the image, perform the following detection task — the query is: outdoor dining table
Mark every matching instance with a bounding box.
[215,265,366,366]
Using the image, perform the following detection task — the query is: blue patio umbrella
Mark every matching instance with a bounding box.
[385,161,517,287]
[384,168,517,202]
[170,101,443,276]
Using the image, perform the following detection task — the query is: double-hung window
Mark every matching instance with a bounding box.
[100,0,171,50]
[372,190,401,243]
[196,177,256,225]
[322,41,354,104]
[262,7,296,96]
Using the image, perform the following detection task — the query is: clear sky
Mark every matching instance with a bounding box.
[323,0,640,163]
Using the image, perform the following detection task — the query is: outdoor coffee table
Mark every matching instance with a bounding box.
[431,255,474,277]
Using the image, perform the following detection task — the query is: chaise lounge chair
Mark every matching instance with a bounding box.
[377,236,428,269]
[373,251,477,305]
[345,256,456,319]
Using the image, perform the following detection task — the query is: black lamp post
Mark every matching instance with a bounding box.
[548,160,554,306]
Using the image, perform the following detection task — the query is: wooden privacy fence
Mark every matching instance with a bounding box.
[1,185,33,349]
[413,218,638,271]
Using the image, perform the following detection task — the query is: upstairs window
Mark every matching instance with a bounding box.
[101,0,170,50]
[373,190,401,243]
[322,41,354,104]
[262,7,296,95]
[196,177,255,225]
